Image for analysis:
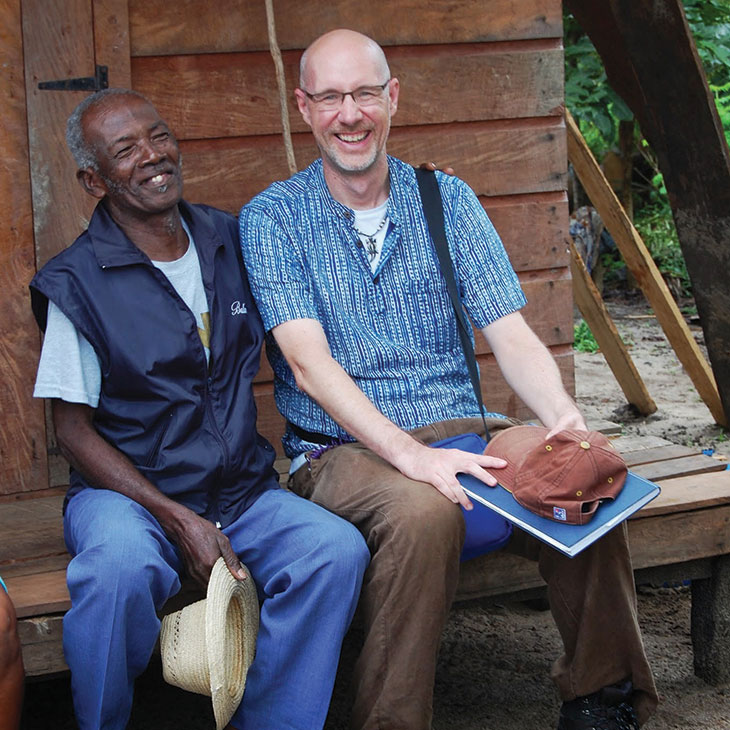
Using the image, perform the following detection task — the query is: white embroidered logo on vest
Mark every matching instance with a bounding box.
[230,301,248,316]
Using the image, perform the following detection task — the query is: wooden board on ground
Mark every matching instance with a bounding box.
[621,443,699,467]
[632,455,727,482]
[635,470,730,518]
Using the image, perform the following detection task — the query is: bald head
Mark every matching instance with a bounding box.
[299,29,390,92]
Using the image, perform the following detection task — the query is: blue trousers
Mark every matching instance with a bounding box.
[62,487,369,730]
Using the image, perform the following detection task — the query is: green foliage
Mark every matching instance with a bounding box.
[564,2,730,298]
[634,201,692,297]
[573,320,600,353]
[564,1,730,152]
[563,15,633,158]
[684,0,730,144]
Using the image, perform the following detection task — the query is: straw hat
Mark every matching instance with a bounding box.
[160,557,259,729]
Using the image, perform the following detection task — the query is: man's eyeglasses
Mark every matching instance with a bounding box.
[302,80,391,110]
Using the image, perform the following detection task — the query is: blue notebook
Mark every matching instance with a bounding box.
[435,432,661,558]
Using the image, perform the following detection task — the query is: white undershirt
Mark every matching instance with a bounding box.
[353,200,389,273]
[33,221,208,408]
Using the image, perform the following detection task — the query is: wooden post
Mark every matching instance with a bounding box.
[569,238,656,415]
[565,0,730,426]
[566,110,726,427]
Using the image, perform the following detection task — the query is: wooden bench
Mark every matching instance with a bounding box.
[4,431,730,684]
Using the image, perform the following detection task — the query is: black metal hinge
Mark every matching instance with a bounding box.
[38,65,108,92]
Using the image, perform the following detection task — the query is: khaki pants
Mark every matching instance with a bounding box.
[290,417,658,729]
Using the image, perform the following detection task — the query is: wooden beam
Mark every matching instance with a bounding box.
[566,110,726,426]
[132,44,563,140]
[180,119,567,212]
[565,0,730,429]
[569,238,656,415]
[128,0,563,56]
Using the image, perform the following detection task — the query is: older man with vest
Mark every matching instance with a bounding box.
[30,88,369,730]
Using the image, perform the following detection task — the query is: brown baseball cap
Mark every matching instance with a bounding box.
[483,426,627,525]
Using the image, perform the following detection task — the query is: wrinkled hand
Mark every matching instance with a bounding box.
[544,409,588,439]
[396,443,507,510]
[418,161,456,176]
[165,508,246,589]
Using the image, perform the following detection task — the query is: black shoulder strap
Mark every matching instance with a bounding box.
[414,167,491,442]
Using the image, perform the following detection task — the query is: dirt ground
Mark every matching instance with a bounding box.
[20,294,730,729]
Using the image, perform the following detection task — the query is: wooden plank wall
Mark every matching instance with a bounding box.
[0,0,48,495]
[2,0,570,495]
[126,0,570,453]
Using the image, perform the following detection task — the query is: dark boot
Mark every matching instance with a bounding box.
[557,679,639,730]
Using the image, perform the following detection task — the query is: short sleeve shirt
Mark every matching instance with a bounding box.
[239,156,526,458]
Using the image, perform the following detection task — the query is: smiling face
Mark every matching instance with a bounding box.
[295,30,399,181]
[77,94,184,225]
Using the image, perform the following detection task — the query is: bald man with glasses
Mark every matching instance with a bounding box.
[239,29,657,730]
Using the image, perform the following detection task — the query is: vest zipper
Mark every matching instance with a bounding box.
[204,374,230,524]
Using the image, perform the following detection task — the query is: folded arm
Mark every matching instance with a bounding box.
[481,311,587,435]
[272,318,508,508]
[52,399,246,587]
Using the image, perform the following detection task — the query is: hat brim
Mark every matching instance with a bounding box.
[160,558,259,730]
[207,559,259,730]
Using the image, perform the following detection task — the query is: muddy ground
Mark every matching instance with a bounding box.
[20,295,730,729]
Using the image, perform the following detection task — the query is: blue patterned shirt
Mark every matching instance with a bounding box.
[239,156,526,458]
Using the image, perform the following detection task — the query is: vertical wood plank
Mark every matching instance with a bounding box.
[0,0,48,493]
[23,0,96,268]
[93,0,132,88]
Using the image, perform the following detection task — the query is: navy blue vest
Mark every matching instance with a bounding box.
[30,201,277,527]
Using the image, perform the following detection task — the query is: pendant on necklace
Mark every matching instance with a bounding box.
[365,236,378,260]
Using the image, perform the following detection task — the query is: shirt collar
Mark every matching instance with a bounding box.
[88,200,219,269]
[308,155,408,228]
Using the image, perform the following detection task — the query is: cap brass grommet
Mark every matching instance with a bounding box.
[576,490,583,497]
[608,477,614,484]
[580,441,591,449]
[545,444,553,451]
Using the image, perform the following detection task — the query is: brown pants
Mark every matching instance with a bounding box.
[290,417,658,730]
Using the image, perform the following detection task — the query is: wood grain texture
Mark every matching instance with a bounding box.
[567,0,730,426]
[632,455,728,482]
[132,43,563,139]
[0,0,48,495]
[485,192,569,273]
[637,470,730,519]
[17,616,67,676]
[0,495,66,564]
[23,0,97,268]
[620,443,699,467]
[129,0,563,56]
[178,120,566,213]
[93,0,132,88]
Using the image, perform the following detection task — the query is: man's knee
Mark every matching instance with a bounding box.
[312,515,370,583]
